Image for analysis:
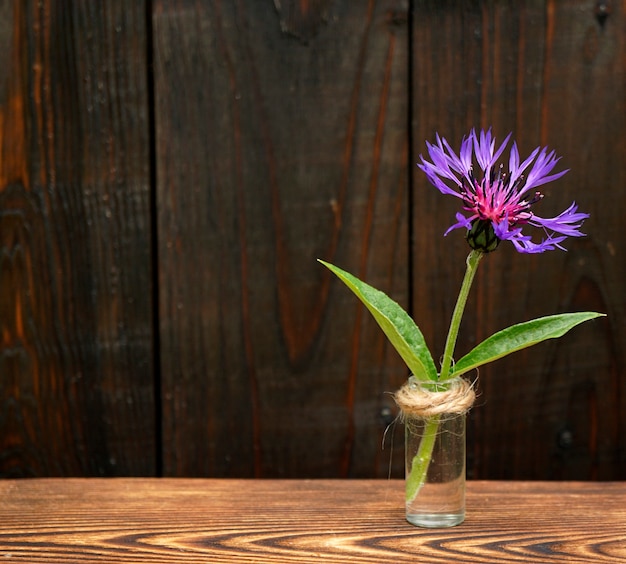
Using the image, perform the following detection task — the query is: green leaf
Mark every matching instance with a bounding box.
[319,260,438,382]
[449,312,605,379]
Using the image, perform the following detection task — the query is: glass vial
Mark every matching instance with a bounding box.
[404,411,466,527]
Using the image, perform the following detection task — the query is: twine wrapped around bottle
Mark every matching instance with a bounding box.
[394,376,475,418]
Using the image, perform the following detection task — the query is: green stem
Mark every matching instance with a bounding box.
[406,250,484,503]
[405,415,440,502]
[439,250,483,381]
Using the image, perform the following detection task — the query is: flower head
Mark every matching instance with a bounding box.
[418,128,589,253]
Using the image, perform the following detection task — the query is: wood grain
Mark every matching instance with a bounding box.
[153,0,410,478]
[0,1,155,476]
[0,0,624,482]
[411,0,624,480]
[0,479,625,563]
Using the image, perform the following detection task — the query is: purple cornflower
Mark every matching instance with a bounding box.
[419,128,589,253]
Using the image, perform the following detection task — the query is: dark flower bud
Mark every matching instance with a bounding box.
[466,219,500,252]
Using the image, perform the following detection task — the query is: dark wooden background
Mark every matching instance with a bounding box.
[0,0,623,480]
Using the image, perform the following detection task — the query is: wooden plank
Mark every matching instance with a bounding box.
[411,1,623,479]
[0,1,154,475]
[154,0,410,478]
[1,479,625,562]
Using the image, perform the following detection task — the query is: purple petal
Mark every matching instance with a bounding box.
[418,162,463,197]
[459,134,474,173]
[509,145,541,186]
[489,132,512,170]
[522,148,568,192]
[473,129,493,171]
[512,234,569,253]
[444,212,474,236]
[530,202,589,237]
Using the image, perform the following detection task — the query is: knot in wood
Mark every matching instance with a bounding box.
[394,377,475,418]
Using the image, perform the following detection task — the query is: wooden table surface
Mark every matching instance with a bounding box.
[0,479,625,563]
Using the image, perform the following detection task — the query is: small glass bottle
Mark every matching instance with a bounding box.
[404,410,466,527]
